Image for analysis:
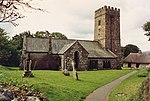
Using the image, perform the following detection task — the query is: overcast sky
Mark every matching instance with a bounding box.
[0,0,150,51]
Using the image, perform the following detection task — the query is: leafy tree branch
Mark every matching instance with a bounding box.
[0,0,43,26]
[142,20,150,41]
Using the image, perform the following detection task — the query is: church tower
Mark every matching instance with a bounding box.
[94,6,121,68]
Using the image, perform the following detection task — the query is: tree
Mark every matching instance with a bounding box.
[123,44,140,57]
[142,20,150,41]
[0,0,43,26]
[0,29,34,66]
[51,32,67,39]
[33,31,67,39]
[34,31,50,38]
[0,27,11,65]
[120,46,125,62]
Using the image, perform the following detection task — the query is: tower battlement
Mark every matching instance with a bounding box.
[95,6,120,18]
[95,5,120,12]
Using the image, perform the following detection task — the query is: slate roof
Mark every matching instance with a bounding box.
[52,39,117,58]
[78,40,117,58]
[124,53,150,64]
[51,39,74,54]
[26,38,49,52]
[26,37,117,58]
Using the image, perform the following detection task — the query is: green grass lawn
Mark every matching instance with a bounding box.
[109,70,147,101]
[0,66,132,101]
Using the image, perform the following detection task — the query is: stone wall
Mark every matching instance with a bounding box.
[29,53,60,70]
[63,41,89,71]
[88,58,117,70]
[101,58,117,69]
[141,69,150,101]
[141,78,150,101]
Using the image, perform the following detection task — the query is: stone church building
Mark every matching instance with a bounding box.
[21,6,121,70]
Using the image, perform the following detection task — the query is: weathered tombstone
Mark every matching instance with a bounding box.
[62,59,70,76]
[72,59,78,80]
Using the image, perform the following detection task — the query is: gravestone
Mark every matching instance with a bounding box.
[72,60,78,80]
[62,59,70,76]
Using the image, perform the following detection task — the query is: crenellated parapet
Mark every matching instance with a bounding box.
[95,5,120,18]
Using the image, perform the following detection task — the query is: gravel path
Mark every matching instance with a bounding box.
[84,70,137,101]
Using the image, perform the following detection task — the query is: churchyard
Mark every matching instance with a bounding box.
[0,65,147,101]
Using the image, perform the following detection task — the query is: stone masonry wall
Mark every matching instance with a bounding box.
[88,58,117,70]
[141,69,150,101]
[63,42,89,71]
[98,58,117,69]
[29,53,60,70]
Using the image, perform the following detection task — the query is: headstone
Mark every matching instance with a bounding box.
[72,60,78,80]
[62,59,70,76]
[23,58,34,77]
[73,70,78,80]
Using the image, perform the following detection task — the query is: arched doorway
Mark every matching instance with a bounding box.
[74,51,79,69]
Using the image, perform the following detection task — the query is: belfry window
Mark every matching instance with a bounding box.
[98,20,101,32]
[98,20,101,26]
